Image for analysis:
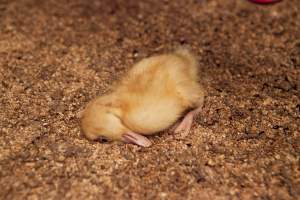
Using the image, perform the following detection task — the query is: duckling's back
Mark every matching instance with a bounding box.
[116,49,204,134]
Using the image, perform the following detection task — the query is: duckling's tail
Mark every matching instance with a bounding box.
[174,46,198,69]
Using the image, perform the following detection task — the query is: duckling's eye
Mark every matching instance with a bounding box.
[96,136,109,143]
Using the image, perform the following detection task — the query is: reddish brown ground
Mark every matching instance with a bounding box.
[0,0,299,199]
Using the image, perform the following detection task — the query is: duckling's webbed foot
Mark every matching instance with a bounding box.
[122,131,152,147]
[174,106,202,138]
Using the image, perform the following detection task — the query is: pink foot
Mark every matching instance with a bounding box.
[174,112,194,137]
[174,106,202,138]
[122,131,152,147]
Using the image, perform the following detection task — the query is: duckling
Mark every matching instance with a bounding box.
[80,48,205,147]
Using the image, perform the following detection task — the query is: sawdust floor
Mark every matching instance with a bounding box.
[0,0,300,199]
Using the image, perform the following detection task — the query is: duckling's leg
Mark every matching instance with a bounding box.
[174,106,202,137]
[122,131,152,147]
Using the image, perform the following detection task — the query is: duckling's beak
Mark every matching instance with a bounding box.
[122,132,152,147]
